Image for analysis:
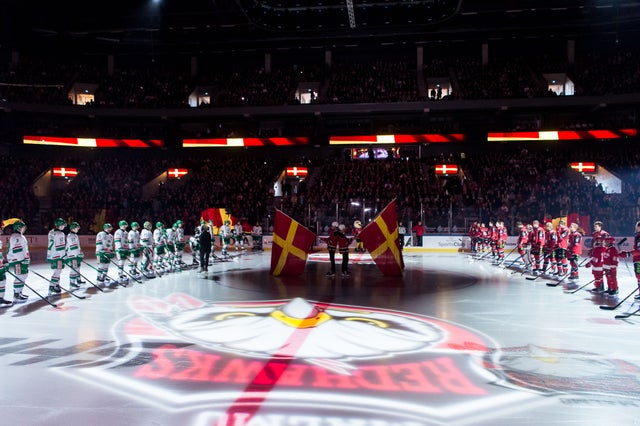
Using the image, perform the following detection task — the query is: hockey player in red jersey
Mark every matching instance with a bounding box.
[529,220,546,274]
[542,222,558,276]
[515,221,531,270]
[622,221,640,300]
[567,222,584,281]
[585,221,610,293]
[602,236,620,296]
[555,219,570,276]
[495,220,509,264]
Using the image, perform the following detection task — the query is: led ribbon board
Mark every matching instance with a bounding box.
[183,137,310,147]
[330,134,465,145]
[24,136,163,148]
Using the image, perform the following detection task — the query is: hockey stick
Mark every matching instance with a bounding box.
[622,256,634,277]
[599,288,637,310]
[109,258,143,283]
[5,268,59,308]
[29,269,86,300]
[615,306,640,320]
[545,257,590,286]
[506,251,528,271]
[133,263,156,279]
[81,260,127,287]
[564,278,596,294]
[67,264,104,292]
[509,247,534,274]
[139,247,161,277]
[524,253,553,280]
[470,249,492,262]
[493,246,518,267]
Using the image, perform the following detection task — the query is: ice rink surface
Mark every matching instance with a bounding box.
[2,249,640,426]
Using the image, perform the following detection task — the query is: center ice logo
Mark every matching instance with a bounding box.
[62,294,547,425]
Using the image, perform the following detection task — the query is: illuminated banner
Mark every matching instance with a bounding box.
[330,134,465,145]
[167,168,188,178]
[285,166,308,177]
[488,129,637,142]
[24,136,163,148]
[570,162,596,174]
[183,137,310,147]
[435,164,459,176]
[52,167,78,178]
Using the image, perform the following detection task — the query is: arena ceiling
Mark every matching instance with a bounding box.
[1,0,639,57]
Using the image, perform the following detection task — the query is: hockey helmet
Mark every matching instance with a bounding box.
[143,221,152,230]
[55,218,67,228]
[69,222,80,230]
[156,221,163,228]
[200,219,205,224]
[172,222,178,229]
[331,221,339,228]
[130,221,140,228]
[176,220,183,226]
[13,221,26,231]
[118,220,128,228]
[103,223,112,230]
[354,220,362,229]
[224,220,231,225]
[338,224,346,231]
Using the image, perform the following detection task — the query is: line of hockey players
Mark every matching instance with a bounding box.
[469,219,640,299]
[97,219,191,285]
[0,218,192,308]
[189,219,260,268]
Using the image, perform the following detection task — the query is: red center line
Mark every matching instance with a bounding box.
[217,302,331,425]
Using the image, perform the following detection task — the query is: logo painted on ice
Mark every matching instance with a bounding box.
[56,294,635,425]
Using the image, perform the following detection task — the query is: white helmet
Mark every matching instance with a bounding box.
[331,221,339,228]
[338,224,346,231]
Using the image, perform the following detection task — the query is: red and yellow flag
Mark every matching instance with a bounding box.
[200,208,237,227]
[270,210,316,276]
[359,200,404,276]
[1,218,22,229]
[567,213,591,232]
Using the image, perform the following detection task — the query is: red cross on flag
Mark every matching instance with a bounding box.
[286,166,308,177]
[570,162,596,174]
[52,167,78,178]
[435,164,458,176]
[167,168,188,178]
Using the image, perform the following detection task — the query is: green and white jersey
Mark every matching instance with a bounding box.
[140,228,153,248]
[65,231,82,258]
[153,228,166,247]
[176,226,185,242]
[128,229,141,248]
[219,224,232,238]
[47,228,66,260]
[96,230,114,254]
[7,231,29,263]
[165,227,176,245]
[114,228,129,250]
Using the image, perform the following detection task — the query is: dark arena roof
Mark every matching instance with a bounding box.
[1,0,640,57]
[1,0,640,150]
